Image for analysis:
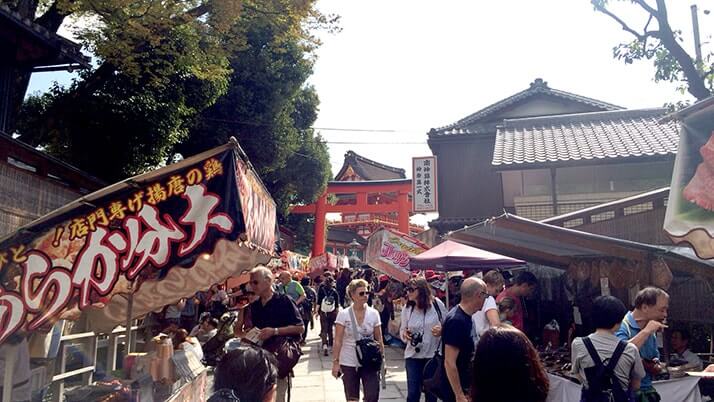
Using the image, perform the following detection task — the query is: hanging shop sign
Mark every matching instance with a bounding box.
[0,143,277,342]
[365,228,429,282]
[664,99,714,259]
[412,156,438,213]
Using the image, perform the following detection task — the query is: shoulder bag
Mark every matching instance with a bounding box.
[261,295,303,379]
[348,306,383,371]
[422,300,446,398]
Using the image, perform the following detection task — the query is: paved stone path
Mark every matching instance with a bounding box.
[291,325,409,401]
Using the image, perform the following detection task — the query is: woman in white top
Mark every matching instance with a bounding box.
[400,277,446,402]
[472,270,504,344]
[332,279,384,402]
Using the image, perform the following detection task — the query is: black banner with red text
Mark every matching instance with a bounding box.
[0,146,277,343]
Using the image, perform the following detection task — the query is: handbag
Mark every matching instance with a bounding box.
[422,300,446,398]
[348,306,383,371]
[263,335,302,379]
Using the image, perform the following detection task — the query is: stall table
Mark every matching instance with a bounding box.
[546,373,702,402]
[163,369,208,402]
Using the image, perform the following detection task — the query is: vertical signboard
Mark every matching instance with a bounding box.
[412,156,438,213]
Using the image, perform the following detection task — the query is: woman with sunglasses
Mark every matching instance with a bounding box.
[400,277,446,402]
[332,279,384,402]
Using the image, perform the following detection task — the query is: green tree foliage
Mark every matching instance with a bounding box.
[16,71,222,181]
[592,0,713,100]
[175,13,332,219]
[13,0,333,197]
[284,214,316,255]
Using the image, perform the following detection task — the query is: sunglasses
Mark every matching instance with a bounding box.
[357,291,372,297]
[405,287,416,292]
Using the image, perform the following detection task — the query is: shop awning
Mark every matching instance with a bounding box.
[448,213,714,280]
[410,240,524,271]
[0,139,278,342]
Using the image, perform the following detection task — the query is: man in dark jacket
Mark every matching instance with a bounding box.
[236,266,303,402]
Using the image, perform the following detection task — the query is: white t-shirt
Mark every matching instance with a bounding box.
[336,305,381,367]
[472,296,498,343]
[400,298,446,359]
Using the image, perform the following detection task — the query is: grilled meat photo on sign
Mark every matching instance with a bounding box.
[683,132,714,211]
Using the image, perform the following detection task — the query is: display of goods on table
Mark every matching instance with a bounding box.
[0,140,277,342]
[537,345,576,382]
[365,228,429,282]
[665,100,714,259]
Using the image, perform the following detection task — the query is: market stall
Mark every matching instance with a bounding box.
[0,138,278,401]
[546,374,702,402]
[448,213,714,400]
[410,239,525,271]
[410,239,525,307]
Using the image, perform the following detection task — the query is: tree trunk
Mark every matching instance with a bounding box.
[654,0,710,100]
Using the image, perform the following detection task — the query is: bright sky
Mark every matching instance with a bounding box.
[26,1,712,226]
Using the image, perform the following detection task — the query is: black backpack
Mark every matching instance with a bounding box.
[303,287,316,311]
[581,337,630,402]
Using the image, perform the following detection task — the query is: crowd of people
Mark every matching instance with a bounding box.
[181,264,714,402]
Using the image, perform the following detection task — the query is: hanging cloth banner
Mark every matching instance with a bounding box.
[664,98,714,259]
[0,141,277,342]
[365,228,429,282]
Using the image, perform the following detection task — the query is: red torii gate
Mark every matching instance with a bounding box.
[291,179,412,257]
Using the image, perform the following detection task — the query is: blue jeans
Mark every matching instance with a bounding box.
[405,357,436,402]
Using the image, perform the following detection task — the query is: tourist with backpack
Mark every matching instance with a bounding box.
[399,277,446,402]
[572,296,645,402]
[318,273,340,356]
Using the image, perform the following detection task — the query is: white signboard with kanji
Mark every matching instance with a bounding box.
[412,156,437,212]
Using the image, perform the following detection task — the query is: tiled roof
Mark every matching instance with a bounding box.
[429,216,490,231]
[0,4,90,68]
[429,79,623,137]
[326,228,367,245]
[335,151,406,181]
[491,108,678,168]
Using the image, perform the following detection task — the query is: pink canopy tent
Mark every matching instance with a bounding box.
[410,240,525,271]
